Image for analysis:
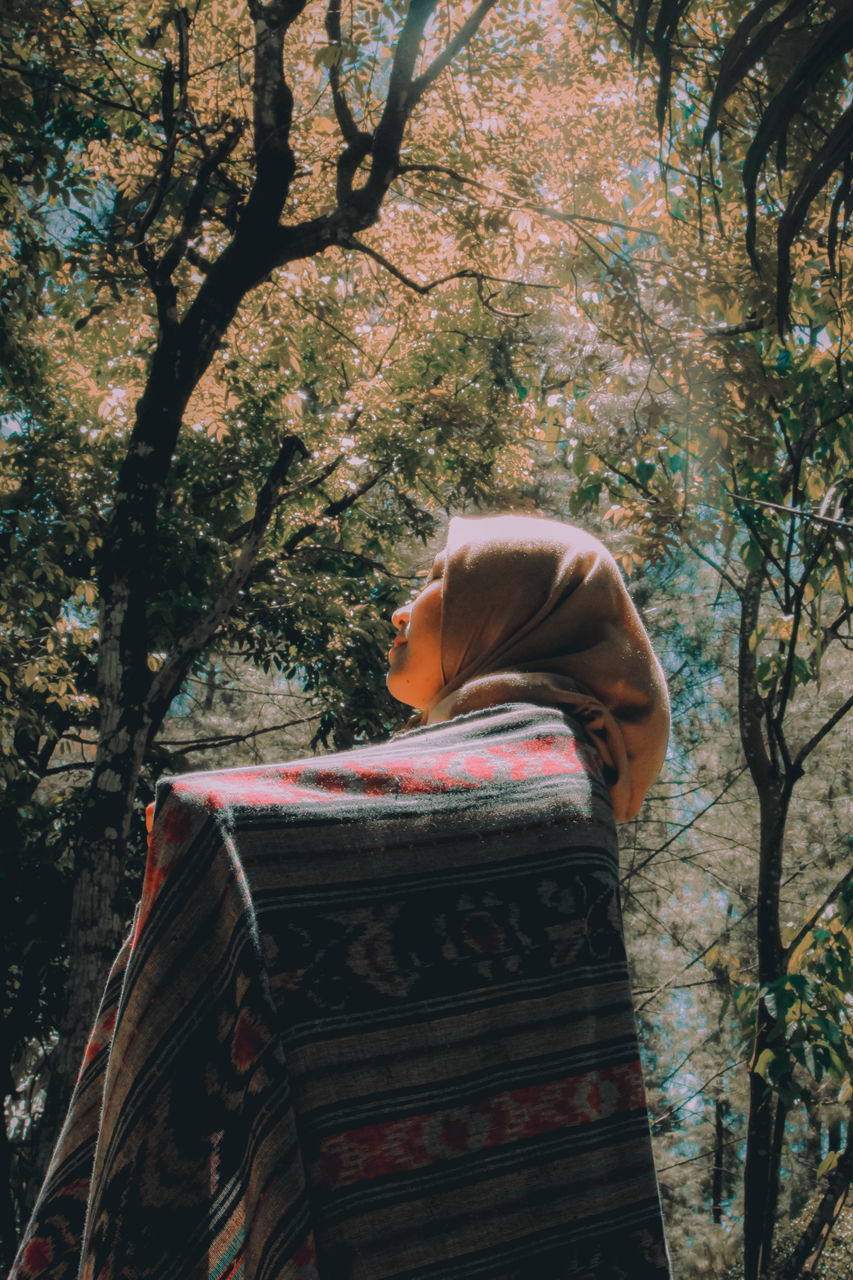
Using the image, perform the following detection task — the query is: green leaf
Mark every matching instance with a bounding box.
[740,539,764,571]
[817,1151,839,1178]
[754,1048,776,1080]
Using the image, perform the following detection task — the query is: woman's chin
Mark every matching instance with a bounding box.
[386,672,424,711]
[387,684,417,710]
[385,669,406,702]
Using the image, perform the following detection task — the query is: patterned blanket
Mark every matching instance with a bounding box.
[13,704,671,1279]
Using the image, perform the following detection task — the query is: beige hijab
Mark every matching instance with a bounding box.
[415,514,670,823]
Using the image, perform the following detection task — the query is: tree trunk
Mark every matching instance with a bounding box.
[31,721,150,1192]
[28,358,184,1193]
[742,785,791,1280]
[5,721,70,1233]
[712,1098,725,1225]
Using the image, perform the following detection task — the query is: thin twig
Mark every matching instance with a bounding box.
[155,713,321,753]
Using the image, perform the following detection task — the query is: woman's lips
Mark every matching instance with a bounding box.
[389,637,407,660]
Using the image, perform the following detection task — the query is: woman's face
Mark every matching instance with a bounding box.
[386,554,445,709]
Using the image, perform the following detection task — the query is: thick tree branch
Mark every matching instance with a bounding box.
[351,0,438,216]
[324,0,373,200]
[324,0,359,143]
[335,131,374,205]
[242,0,307,235]
[409,0,501,105]
[223,451,346,543]
[704,316,766,336]
[822,597,853,646]
[159,120,245,280]
[135,9,190,262]
[279,461,394,561]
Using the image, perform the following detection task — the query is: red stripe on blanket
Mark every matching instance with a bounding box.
[21,1240,53,1273]
[314,1059,646,1189]
[80,1006,118,1072]
[180,735,597,812]
[133,801,199,941]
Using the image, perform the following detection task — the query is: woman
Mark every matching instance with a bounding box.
[13,515,671,1280]
[387,513,669,824]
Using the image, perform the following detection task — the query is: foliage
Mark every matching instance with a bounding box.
[595,0,853,328]
[752,882,853,1110]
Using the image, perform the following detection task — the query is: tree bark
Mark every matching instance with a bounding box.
[743,785,791,1280]
[32,722,150,1188]
[737,566,792,1280]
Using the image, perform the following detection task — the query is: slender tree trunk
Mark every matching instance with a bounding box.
[29,300,277,1194]
[743,786,791,1280]
[735,564,794,1280]
[5,722,70,1231]
[28,401,310,1200]
[712,1098,725,1225]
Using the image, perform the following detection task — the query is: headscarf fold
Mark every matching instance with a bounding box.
[417,514,670,823]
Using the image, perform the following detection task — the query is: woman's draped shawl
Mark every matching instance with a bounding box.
[13,706,671,1280]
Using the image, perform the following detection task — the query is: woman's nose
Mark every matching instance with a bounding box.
[391,603,410,631]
